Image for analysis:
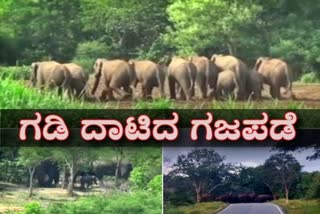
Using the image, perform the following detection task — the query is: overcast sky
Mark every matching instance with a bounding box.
[163,147,320,173]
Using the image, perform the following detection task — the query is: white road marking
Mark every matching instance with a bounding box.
[271,203,285,214]
[217,204,233,214]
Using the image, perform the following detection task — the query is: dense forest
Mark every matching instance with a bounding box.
[1,0,320,79]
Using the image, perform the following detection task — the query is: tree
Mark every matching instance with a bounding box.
[51,148,95,196]
[166,0,261,56]
[263,153,302,204]
[18,148,50,198]
[170,148,233,203]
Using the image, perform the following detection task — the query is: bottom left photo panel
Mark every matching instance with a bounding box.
[0,147,162,214]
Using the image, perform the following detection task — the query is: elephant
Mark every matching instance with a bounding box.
[63,63,88,97]
[254,57,294,99]
[246,70,263,100]
[254,194,274,203]
[216,69,238,100]
[80,174,97,189]
[210,54,249,100]
[30,61,72,94]
[129,60,166,99]
[34,160,60,187]
[188,56,218,99]
[91,59,136,101]
[168,57,197,100]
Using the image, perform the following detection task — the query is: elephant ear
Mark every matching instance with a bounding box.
[254,57,265,72]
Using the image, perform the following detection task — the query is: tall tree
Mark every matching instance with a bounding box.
[170,148,233,203]
[18,148,50,198]
[263,153,302,204]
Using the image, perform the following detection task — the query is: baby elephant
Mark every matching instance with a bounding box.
[216,69,238,100]
[80,175,97,189]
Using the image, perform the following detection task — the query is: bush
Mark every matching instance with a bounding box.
[148,175,162,193]
[74,41,109,60]
[23,202,45,214]
[46,191,161,214]
[0,159,26,183]
[300,72,320,83]
[0,66,30,80]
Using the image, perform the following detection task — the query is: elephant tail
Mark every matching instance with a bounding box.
[156,65,165,98]
[186,64,195,96]
[284,64,295,99]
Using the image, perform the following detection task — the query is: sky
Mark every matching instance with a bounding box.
[163,147,320,173]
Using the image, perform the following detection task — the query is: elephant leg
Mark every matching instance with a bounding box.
[107,88,115,101]
[141,85,147,99]
[197,75,207,99]
[168,76,176,100]
[270,86,281,99]
[179,81,191,101]
[99,89,108,101]
[180,88,186,100]
[145,85,153,99]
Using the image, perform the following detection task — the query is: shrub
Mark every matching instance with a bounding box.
[0,66,30,80]
[23,202,45,214]
[74,41,109,60]
[47,191,161,214]
[0,159,26,183]
[300,72,320,83]
[148,175,162,193]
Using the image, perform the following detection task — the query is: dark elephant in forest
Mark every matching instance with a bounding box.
[80,174,98,189]
[34,160,60,187]
[254,194,274,203]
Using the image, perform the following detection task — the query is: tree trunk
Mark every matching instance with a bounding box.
[28,167,35,198]
[61,165,67,189]
[285,185,289,204]
[195,186,202,203]
[115,158,122,187]
[67,164,74,197]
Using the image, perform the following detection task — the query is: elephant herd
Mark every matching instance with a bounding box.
[33,160,132,190]
[30,54,294,101]
[201,193,279,203]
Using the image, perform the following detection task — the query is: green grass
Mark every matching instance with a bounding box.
[300,72,320,83]
[274,199,320,214]
[0,77,103,109]
[165,202,227,214]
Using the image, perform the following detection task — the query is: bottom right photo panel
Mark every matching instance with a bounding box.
[163,147,320,214]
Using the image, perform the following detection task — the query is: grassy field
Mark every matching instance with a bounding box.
[274,199,320,214]
[0,182,161,214]
[164,202,228,214]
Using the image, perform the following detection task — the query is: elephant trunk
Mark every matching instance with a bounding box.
[284,65,295,99]
[186,64,195,98]
[30,63,39,87]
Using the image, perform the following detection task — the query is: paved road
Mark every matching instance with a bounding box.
[218,203,285,214]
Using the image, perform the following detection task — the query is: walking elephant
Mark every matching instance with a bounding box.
[210,55,249,100]
[254,57,294,99]
[30,61,72,94]
[129,60,166,99]
[168,57,197,100]
[91,59,136,101]
[34,160,60,187]
[216,70,238,100]
[246,70,263,100]
[63,63,88,97]
[80,174,97,189]
[188,56,218,99]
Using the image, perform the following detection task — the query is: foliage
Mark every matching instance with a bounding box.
[274,199,320,214]
[23,202,45,214]
[148,175,162,193]
[45,192,161,214]
[300,72,320,83]
[0,159,26,183]
[0,66,30,80]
